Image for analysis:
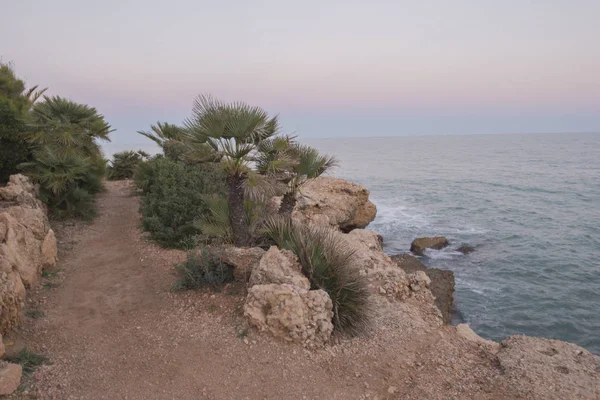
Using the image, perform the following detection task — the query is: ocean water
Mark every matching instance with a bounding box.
[307,132,600,354]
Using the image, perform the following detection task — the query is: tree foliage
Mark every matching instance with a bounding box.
[108,150,149,180]
[183,94,282,246]
[0,62,45,183]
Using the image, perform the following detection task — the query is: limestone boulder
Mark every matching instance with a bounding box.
[217,246,265,282]
[497,335,600,400]
[410,236,449,256]
[292,177,376,232]
[41,229,58,269]
[248,247,310,290]
[341,229,411,300]
[244,246,334,346]
[244,284,333,346]
[0,362,22,396]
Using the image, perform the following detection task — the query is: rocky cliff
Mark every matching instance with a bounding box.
[0,174,58,394]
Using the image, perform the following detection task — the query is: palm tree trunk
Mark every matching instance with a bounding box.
[227,174,250,246]
[279,191,296,217]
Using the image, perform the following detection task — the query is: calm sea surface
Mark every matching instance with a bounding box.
[308,133,600,354]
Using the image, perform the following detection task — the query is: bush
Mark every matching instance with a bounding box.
[108,150,148,180]
[263,217,371,336]
[0,99,30,184]
[173,248,234,291]
[135,156,226,248]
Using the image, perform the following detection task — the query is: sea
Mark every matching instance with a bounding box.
[307,132,600,354]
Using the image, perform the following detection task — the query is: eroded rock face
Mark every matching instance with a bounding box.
[392,254,455,324]
[244,247,333,346]
[341,230,412,300]
[497,335,600,400]
[217,246,265,282]
[410,236,449,256]
[245,284,333,346]
[455,324,499,352]
[248,247,309,290]
[0,174,55,333]
[292,177,377,232]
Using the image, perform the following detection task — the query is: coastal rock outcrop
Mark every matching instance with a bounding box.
[291,177,377,232]
[410,236,449,256]
[244,247,334,346]
[0,174,57,333]
[392,253,455,324]
[497,335,600,400]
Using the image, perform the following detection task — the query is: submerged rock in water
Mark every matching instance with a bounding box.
[410,236,449,256]
[391,254,455,324]
[456,245,475,255]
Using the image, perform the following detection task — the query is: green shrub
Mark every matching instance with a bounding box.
[135,156,226,248]
[108,150,148,180]
[173,248,234,291]
[6,348,51,375]
[263,217,371,336]
[0,99,31,184]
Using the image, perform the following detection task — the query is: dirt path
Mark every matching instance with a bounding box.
[10,182,518,399]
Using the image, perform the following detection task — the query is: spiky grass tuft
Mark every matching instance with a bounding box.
[172,248,235,291]
[262,217,371,336]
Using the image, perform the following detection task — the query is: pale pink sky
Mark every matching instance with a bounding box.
[2,0,599,153]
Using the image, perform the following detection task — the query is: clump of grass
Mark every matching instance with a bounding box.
[42,282,55,289]
[172,248,234,291]
[236,327,249,339]
[6,348,51,375]
[262,217,371,336]
[41,268,61,279]
[25,309,45,319]
[208,304,217,312]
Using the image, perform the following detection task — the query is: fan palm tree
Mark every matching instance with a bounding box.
[183,94,281,246]
[137,121,183,147]
[28,96,113,156]
[256,137,337,216]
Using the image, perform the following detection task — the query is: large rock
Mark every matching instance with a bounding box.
[244,247,334,346]
[41,229,58,269]
[248,247,310,290]
[292,177,376,232]
[342,230,411,300]
[245,284,333,346]
[0,362,22,396]
[410,236,449,256]
[392,254,455,324]
[217,246,265,282]
[0,174,53,333]
[497,335,600,400]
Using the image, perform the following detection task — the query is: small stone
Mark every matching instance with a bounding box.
[379,286,386,295]
[0,363,22,396]
[388,386,397,394]
[243,338,249,345]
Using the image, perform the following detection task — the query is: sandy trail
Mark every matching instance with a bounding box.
[10,181,516,399]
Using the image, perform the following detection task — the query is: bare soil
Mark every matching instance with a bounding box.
[6,181,524,399]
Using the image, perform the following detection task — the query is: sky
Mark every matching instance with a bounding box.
[1,0,599,154]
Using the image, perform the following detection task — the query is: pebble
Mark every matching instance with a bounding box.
[388,386,397,394]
